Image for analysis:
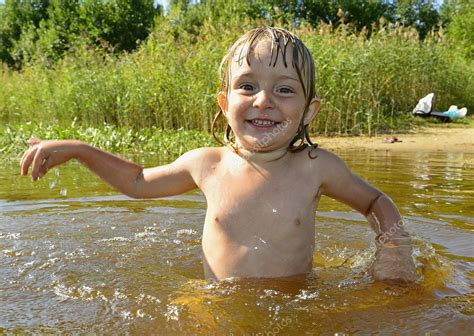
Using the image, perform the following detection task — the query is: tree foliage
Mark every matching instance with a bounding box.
[393,0,440,39]
[0,0,161,68]
[0,0,472,69]
[441,0,474,59]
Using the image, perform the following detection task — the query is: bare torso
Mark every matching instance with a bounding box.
[197,146,323,280]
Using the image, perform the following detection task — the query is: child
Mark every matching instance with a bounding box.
[20,27,417,282]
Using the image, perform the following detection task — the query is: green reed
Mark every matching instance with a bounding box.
[0,122,217,158]
[1,20,472,138]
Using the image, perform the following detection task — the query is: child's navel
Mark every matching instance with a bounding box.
[295,218,301,226]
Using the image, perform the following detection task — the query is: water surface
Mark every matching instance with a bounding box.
[1,149,473,334]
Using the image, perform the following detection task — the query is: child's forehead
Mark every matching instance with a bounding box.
[230,39,298,77]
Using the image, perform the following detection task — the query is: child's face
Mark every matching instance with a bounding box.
[218,39,319,152]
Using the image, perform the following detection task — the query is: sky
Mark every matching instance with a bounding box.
[156,0,170,11]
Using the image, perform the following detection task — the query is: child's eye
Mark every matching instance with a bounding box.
[277,87,294,95]
[239,83,255,91]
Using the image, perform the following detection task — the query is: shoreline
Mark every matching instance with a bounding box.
[1,125,473,159]
[315,127,474,153]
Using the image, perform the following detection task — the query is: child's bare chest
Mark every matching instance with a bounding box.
[202,159,320,240]
[199,157,321,278]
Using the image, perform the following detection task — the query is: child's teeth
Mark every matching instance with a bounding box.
[252,120,275,126]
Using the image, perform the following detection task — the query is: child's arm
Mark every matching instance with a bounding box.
[20,139,201,198]
[318,150,417,282]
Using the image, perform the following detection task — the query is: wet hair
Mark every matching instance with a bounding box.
[212,27,318,152]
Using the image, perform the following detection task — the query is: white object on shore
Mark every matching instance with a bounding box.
[457,107,467,118]
[413,93,434,114]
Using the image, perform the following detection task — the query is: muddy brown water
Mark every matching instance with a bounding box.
[1,150,473,334]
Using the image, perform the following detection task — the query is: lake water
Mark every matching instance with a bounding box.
[1,149,473,334]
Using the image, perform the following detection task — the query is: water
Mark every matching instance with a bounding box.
[1,150,473,334]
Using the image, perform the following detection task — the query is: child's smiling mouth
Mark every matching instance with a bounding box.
[247,118,281,129]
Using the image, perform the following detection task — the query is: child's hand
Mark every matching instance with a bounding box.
[371,240,418,283]
[20,139,79,181]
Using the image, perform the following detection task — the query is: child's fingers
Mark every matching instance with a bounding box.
[20,151,28,172]
[20,147,37,176]
[20,139,42,175]
[31,149,49,181]
[20,145,35,168]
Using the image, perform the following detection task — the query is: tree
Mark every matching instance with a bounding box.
[0,0,161,68]
[80,0,161,52]
[299,0,395,34]
[0,0,50,67]
[442,0,474,59]
[393,0,440,39]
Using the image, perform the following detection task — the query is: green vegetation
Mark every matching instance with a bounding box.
[0,0,161,68]
[441,0,474,59]
[0,123,217,157]
[1,0,473,156]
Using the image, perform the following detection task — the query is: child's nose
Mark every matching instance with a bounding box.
[253,90,274,110]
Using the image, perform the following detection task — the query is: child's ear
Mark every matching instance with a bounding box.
[303,98,321,125]
[217,91,228,115]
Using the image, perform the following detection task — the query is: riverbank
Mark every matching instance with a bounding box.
[317,126,474,153]
[1,124,473,159]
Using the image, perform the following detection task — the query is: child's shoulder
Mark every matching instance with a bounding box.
[297,145,350,177]
[174,147,226,171]
[178,147,225,162]
[172,147,225,185]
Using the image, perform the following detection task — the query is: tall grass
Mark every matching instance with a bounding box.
[1,19,473,137]
[305,23,473,135]
[0,122,216,158]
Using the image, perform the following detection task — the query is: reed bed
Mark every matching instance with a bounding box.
[1,20,472,140]
[0,123,216,158]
